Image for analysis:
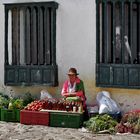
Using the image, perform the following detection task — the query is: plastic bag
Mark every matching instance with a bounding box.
[96,91,121,114]
[40,90,52,100]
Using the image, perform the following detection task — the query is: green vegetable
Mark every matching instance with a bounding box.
[84,114,118,134]
[21,92,35,106]
[66,96,81,101]
[12,99,24,109]
[8,102,13,109]
[0,95,9,109]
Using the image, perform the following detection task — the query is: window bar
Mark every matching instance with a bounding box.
[107,2,109,63]
[31,7,38,65]
[138,3,140,64]
[44,7,51,65]
[103,1,107,63]
[121,2,125,64]
[38,7,44,65]
[107,3,112,64]
[12,7,19,65]
[47,7,51,65]
[43,7,46,65]
[96,1,100,63]
[37,7,40,65]
[130,2,133,64]
[30,7,33,65]
[25,7,31,65]
[112,2,116,63]
[20,8,25,65]
[5,7,9,65]
[44,7,47,65]
[17,7,20,65]
[51,7,56,66]
[12,8,16,65]
[8,9,12,65]
[99,3,103,63]
[101,2,104,63]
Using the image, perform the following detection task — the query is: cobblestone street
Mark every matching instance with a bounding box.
[0,122,140,140]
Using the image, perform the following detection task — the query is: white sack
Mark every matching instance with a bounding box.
[96,91,121,114]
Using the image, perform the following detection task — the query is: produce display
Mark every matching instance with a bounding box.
[66,96,81,102]
[24,98,83,112]
[24,100,45,111]
[115,111,140,134]
[4,92,140,133]
[0,94,9,109]
[8,98,24,110]
[21,92,35,107]
[84,114,118,134]
[0,95,23,110]
[0,92,35,110]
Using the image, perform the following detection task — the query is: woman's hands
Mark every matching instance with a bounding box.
[68,92,77,97]
[63,92,76,97]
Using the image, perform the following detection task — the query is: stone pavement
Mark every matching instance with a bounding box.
[0,122,140,140]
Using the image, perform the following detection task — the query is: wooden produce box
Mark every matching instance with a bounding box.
[20,110,49,125]
[49,112,83,128]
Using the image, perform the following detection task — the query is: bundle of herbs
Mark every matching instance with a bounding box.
[84,114,118,134]
[0,92,34,110]
[0,94,9,109]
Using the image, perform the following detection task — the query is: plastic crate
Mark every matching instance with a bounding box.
[16,109,20,122]
[0,108,1,121]
[50,112,83,128]
[1,109,20,122]
[20,110,49,125]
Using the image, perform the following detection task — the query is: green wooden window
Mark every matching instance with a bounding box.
[96,0,140,88]
[4,2,58,86]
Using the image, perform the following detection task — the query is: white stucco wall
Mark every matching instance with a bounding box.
[0,0,96,96]
[0,0,140,113]
[1,0,96,83]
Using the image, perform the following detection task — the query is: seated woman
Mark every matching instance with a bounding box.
[61,67,87,109]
